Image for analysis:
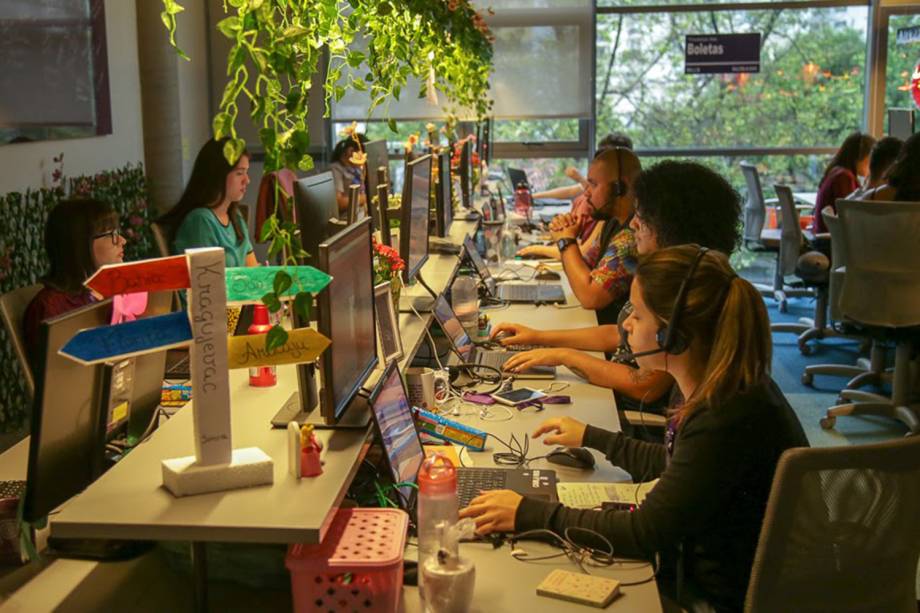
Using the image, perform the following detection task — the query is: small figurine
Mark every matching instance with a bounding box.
[300,424,323,477]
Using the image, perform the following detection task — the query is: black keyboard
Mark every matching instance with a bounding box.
[457,468,509,508]
[0,481,25,500]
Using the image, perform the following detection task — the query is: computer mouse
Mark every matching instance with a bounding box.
[517,252,545,260]
[534,269,561,281]
[546,446,596,470]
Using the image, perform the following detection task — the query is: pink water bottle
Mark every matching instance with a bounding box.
[248,304,277,387]
[417,454,458,600]
[514,183,533,215]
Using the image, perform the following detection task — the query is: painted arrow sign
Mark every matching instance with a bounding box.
[226,327,331,369]
[59,311,192,365]
[225,266,332,303]
[85,255,191,297]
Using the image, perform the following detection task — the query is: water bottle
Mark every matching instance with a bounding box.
[248,304,277,387]
[499,223,516,264]
[417,453,458,607]
[513,182,533,215]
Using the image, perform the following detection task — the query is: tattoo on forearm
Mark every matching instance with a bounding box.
[570,366,589,381]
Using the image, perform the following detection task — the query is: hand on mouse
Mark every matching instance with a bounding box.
[458,489,522,535]
[503,348,571,373]
[532,416,587,448]
[490,322,539,345]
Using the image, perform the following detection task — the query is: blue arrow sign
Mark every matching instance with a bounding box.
[59,311,193,365]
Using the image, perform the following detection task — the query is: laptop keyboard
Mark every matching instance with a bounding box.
[476,350,510,371]
[499,285,537,302]
[457,468,509,508]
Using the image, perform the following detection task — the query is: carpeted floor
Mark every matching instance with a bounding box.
[751,267,906,447]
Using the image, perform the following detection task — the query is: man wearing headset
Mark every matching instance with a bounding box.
[551,147,641,327]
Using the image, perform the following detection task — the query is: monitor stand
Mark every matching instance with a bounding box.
[399,272,439,313]
[270,380,371,431]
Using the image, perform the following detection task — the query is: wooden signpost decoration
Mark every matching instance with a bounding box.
[55,252,333,497]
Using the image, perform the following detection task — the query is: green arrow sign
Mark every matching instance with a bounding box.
[225,266,332,303]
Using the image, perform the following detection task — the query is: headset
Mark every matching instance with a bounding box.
[615,246,709,362]
[610,146,629,198]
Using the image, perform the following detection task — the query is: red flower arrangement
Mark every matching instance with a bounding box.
[372,236,405,285]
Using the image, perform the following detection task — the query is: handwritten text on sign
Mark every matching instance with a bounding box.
[85,256,191,297]
[226,327,331,369]
[225,266,332,303]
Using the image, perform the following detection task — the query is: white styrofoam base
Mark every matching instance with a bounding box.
[161,447,274,497]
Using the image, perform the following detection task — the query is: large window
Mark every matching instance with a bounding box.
[595,2,869,190]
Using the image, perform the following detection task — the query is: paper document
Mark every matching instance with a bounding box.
[556,480,659,509]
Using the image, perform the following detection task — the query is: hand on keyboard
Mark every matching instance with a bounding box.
[490,322,541,346]
[502,348,569,373]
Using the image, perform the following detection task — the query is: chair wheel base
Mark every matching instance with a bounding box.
[820,416,836,430]
[798,342,812,356]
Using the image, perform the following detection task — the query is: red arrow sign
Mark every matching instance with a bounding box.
[85,255,191,297]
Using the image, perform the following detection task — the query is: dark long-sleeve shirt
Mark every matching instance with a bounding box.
[515,378,808,611]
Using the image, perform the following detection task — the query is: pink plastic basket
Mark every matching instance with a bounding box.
[286,508,408,613]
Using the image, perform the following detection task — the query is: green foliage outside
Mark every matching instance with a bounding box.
[0,164,153,432]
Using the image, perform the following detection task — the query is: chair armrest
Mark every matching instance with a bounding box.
[622,410,667,428]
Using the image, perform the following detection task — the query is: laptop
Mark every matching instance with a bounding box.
[369,361,558,510]
[462,235,565,305]
[432,295,555,379]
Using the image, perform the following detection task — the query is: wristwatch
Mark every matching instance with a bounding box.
[557,237,577,253]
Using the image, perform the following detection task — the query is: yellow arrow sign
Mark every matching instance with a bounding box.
[227,327,331,369]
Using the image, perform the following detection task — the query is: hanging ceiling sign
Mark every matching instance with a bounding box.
[897,26,920,46]
[685,33,761,74]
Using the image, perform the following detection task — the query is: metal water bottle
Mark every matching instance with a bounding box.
[248,304,277,387]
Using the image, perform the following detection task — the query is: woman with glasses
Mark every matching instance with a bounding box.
[23,198,126,361]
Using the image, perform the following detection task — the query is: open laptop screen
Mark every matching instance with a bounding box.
[463,235,492,283]
[432,295,473,361]
[369,363,426,505]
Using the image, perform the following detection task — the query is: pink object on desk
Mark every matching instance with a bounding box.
[111,292,148,324]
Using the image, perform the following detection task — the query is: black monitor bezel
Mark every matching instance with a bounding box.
[316,217,379,424]
[293,171,339,266]
[364,139,389,209]
[24,299,111,523]
[459,140,471,209]
[367,359,425,511]
[377,183,392,247]
[435,150,453,238]
[400,154,432,284]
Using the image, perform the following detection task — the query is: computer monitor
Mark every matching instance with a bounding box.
[459,140,472,208]
[434,150,453,238]
[888,108,915,140]
[400,154,432,284]
[431,295,474,361]
[377,183,393,248]
[368,360,426,508]
[507,167,529,190]
[316,218,378,425]
[24,300,111,522]
[294,172,341,266]
[364,139,389,206]
[481,118,492,166]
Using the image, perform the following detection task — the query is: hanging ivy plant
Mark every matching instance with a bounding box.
[161,0,493,349]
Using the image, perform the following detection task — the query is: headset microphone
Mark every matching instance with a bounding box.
[612,327,667,364]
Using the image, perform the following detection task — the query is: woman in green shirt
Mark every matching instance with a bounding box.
[159,138,256,267]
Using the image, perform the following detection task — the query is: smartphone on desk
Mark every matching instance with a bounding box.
[491,387,547,406]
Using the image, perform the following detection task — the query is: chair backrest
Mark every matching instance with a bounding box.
[741,162,767,244]
[150,220,172,259]
[0,284,43,401]
[821,208,845,321]
[773,184,803,277]
[837,199,920,328]
[745,436,920,613]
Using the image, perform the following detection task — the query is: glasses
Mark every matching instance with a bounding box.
[93,228,122,245]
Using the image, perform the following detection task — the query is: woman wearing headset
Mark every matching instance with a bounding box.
[460,246,808,612]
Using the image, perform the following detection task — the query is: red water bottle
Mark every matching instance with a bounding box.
[514,182,533,215]
[248,304,277,387]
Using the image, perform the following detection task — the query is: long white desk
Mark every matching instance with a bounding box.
[5,214,662,611]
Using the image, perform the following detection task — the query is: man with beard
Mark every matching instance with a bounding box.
[550,147,640,327]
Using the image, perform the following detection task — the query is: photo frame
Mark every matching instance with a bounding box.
[374,282,403,363]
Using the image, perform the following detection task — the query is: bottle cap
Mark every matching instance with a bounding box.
[418,452,457,494]
[252,303,271,326]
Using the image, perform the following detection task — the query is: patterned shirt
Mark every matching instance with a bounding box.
[588,221,637,303]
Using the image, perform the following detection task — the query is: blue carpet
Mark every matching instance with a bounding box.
[765,294,906,446]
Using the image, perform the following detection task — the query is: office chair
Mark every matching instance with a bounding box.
[801,208,889,390]
[768,185,826,350]
[0,284,42,401]
[820,200,920,434]
[745,435,920,613]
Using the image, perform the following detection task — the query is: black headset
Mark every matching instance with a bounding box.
[610,146,628,198]
[656,246,709,355]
